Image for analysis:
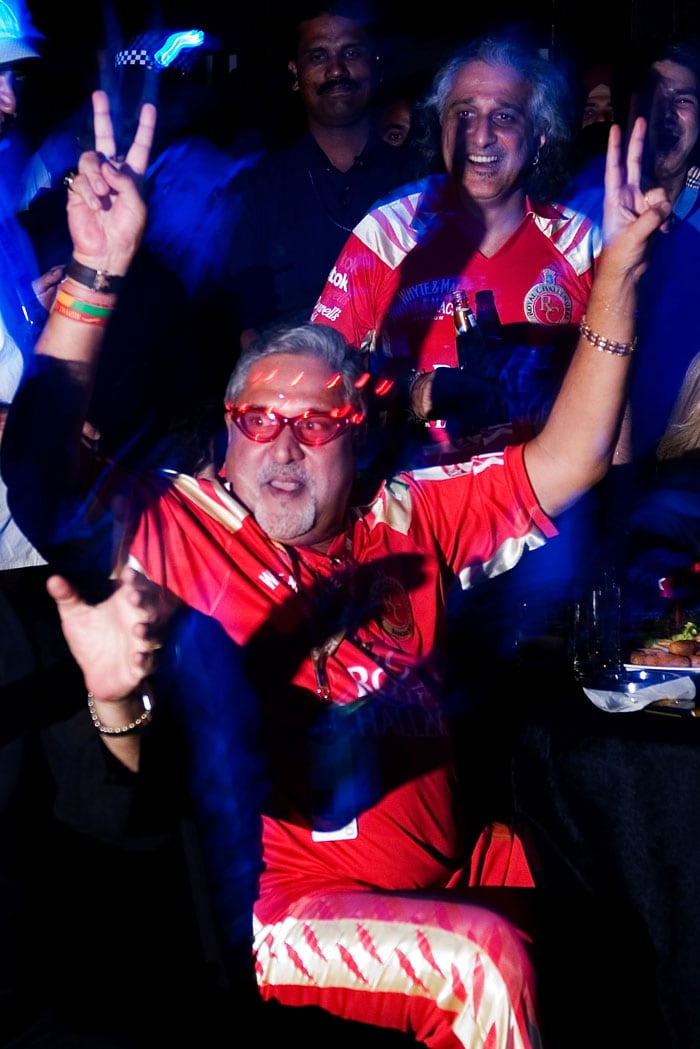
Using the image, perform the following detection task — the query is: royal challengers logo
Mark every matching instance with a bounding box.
[371,575,413,639]
[523,268,572,325]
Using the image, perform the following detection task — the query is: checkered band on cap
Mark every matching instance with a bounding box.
[115,29,167,69]
[115,46,155,69]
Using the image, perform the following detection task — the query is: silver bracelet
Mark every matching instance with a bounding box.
[579,315,637,357]
[87,686,154,736]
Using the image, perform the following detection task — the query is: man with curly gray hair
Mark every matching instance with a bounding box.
[311,26,601,463]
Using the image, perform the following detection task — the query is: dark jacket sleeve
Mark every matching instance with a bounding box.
[2,355,121,602]
[42,705,188,849]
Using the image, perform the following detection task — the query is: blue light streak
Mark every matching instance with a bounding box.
[153,29,204,69]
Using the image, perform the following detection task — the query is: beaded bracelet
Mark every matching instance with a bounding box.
[87,686,154,736]
[579,315,637,357]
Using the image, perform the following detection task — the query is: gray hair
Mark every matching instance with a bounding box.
[225,322,368,418]
[420,31,576,200]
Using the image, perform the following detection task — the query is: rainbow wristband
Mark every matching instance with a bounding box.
[55,286,115,318]
[52,298,110,326]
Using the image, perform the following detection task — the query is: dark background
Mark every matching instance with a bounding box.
[26,0,700,58]
[20,0,700,150]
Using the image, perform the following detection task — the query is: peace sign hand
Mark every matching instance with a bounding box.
[66,90,157,278]
[602,117,671,282]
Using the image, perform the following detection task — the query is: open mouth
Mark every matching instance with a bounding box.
[654,128,682,153]
[467,154,499,166]
[267,478,303,494]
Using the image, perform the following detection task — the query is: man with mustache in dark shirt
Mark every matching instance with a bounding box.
[227,1,424,350]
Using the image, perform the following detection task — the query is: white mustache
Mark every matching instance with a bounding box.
[257,462,309,486]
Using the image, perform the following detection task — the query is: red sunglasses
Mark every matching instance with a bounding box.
[227,404,364,446]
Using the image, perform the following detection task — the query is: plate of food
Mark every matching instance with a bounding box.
[626,620,700,672]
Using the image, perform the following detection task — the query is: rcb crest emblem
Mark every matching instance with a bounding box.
[524,268,572,325]
[371,576,413,639]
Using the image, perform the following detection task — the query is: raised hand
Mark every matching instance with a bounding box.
[65,90,157,276]
[46,566,175,703]
[602,117,671,278]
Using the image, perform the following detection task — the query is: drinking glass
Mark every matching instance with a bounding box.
[571,576,622,684]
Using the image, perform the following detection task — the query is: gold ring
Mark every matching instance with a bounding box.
[63,171,77,191]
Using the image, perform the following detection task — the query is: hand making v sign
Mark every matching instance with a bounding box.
[65,89,157,280]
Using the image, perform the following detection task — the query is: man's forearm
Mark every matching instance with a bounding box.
[35,274,117,369]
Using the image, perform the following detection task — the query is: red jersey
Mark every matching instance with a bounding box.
[311,174,601,371]
[126,446,555,923]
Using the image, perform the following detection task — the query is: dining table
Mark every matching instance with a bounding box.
[509,638,700,1049]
